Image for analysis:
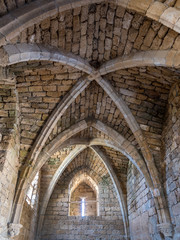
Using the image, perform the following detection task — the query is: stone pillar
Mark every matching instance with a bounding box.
[162,83,180,240]
[0,67,20,240]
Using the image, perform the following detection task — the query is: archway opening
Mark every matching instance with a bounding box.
[69,182,97,216]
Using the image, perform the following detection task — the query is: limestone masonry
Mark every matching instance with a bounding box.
[0,1,179,240]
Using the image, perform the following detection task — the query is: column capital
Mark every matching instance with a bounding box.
[0,66,15,84]
[158,223,173,237]
[8,223,23,238]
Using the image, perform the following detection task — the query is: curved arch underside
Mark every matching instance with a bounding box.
[10,44,174,235]
[1,1,179,239]
[0,0,180,47]
[37,144,129,239]
[69,172,99,198]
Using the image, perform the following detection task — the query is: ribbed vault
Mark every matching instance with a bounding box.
[0,1,179,240]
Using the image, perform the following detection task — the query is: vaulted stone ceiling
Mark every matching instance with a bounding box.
[1,1,180,239]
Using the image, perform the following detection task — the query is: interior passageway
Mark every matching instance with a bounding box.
[0,1,179,240]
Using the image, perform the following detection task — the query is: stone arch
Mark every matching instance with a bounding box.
[34,120,152,187]
[0,44,177,191]
[69,172,99,200]
[0,0,179,46]
[10,118,172,239]
[5,43,174,237]
[68,172,99,216]
[1,45,178,186]
[37,144,129,240]
[1,44,179,71]
[99,50,180,75]
[0,43,93,74]
[2,44,177,201]
[97,76,173,227]
[12,119,149,235]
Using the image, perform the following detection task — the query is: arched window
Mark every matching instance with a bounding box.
[69,182,98,216]
[25,172,39,208]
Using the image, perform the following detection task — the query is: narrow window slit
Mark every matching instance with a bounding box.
[81,198,85,217]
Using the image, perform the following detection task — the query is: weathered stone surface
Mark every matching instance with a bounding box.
[0,2,179,240]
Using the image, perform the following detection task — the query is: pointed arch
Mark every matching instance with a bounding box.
[91,146,129,238]
[96,77,171,225]
[68,173,100,216]
[11,119,152,227]
[36,145,129,239]
[69,172,99,200]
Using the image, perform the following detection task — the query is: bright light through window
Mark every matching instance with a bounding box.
[81,198,85,217]
[26,172,39,208]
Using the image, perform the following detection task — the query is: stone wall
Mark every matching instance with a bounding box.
[127,163,161,240]
[12,3,179,62]
[0,73,17,171]
[41,173,125,240]
[70,182,97,216]
[15,64,81,164]
[162,83,180,239]
[0,74,20,240]
[14,171,40,240]
[14,201,33,240]
[0,133,19,240]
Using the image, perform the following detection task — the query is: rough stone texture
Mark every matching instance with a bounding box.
[14,63,82,163]
[70,182,97,216]
[14,173,40,240]
[47,80,136,147]
[0,1,179,240]
[107,66,180,173]
[0,0,36,17]
[41,149,125,240]
[0,80,17,170]
[0,132,19,239]
[13,202,33,240]
[162,83,180,239]
[99,146,129,193]
[11,3,179,64]
[127,162,161,240]
[0,76,20,239]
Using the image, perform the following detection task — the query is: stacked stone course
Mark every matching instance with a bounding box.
[41,152,125,240]
[0,1,179,240]
[162,83,180,239]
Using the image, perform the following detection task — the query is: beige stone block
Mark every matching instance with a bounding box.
[146,2,167,21]
[43,86,56,91]
[153,50,168,66]
[0,110,8,117]
[140,51,154,66]
[174,18,180,33]
[3,44,20,64]
[43,97,59,103]
[18,87,28,92]
[165,50,176,67]
[173,51,180,67]
[29,86,42,92]
[160,7,180,29]
[41,75,54,81]
[115,0,129,9]
[173,35,180,49]
[128,0,153,14]
[175,0,180,9]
